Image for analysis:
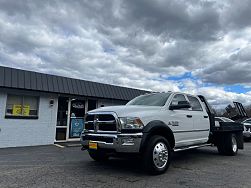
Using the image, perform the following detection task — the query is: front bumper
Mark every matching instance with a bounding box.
[81,132,143,153]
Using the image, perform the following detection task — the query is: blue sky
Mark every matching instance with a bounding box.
[167,72,251,94]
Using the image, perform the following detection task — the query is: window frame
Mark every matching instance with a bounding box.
[5,94,40,119]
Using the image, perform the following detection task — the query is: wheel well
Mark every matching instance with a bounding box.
[146,127,175,149]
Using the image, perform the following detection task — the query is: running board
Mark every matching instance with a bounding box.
[174,143,212,152]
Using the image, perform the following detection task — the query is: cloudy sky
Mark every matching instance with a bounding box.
[0,0,251,107]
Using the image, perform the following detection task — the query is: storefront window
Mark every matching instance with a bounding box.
[5,95,39,119]
[88,99,97,111]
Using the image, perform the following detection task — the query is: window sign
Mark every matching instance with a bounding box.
[72,102,85,109]
[5,95,39,118]
[23,105,30,116]
[13,105,22,116]
[70,118,84,138]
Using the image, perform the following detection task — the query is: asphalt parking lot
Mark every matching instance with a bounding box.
[0,142,251,188]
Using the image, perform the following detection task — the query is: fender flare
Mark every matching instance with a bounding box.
[140,120,175,152]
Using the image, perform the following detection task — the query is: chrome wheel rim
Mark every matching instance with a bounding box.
[232,137,237,153]
[153,142,168,169]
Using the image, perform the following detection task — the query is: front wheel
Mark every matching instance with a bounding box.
[142,135,172,175]
[88,150,109,161]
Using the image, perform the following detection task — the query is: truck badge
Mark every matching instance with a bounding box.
[93,116,99,133]
[168,121,179,126]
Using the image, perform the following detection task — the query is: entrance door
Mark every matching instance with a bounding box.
[55,97,69,141]
[69,99,85,139]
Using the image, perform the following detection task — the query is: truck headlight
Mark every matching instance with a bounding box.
[119,117,144,129]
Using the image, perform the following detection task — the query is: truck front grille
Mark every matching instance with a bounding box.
[82,135,113,143]
[85,113,117,132]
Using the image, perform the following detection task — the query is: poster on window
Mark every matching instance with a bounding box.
[70,118,84,138]
[13,105,22,115]
[23,105,30,116]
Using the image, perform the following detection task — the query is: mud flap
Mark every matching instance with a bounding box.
[214,131,244,150]
[235,131,244,149]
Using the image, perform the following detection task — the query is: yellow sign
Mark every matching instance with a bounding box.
[89,141,98,150]
[13,105,22,116]
[23,105,30,116]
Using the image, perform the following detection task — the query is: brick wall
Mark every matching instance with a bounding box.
[0,91,58,148]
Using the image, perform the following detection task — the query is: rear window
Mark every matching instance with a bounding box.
[187,96,203,111]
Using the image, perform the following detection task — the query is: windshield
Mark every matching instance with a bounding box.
[127,93,171,106]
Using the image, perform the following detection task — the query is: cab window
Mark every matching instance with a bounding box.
[171,94,189,110]
[187,96,203,111]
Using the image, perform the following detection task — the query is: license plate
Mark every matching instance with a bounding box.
[89,141,98,150]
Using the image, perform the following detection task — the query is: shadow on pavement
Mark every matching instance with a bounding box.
[79,147,220,175]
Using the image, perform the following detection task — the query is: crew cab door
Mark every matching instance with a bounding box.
[168,94,195,147]
[186,95,210,144]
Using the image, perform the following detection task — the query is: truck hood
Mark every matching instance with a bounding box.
[88,105,162,117]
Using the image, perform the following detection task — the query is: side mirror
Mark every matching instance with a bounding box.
[169,101,191,110]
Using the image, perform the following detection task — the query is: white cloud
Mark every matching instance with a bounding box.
[0,0,251,108]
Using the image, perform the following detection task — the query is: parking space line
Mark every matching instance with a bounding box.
[54,144,65,148]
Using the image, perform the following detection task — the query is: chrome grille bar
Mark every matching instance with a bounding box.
[85,120,116,124]
[84,111,119,132]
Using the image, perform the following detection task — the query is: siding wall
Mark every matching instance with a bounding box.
[0,91,58,148]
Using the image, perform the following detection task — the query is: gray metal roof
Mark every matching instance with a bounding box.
[0,66,148,101]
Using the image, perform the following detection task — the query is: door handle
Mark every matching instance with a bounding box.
[186,115,192,118]
[204,116,208,118]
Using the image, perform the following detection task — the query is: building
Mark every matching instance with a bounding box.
[0,66,147,148]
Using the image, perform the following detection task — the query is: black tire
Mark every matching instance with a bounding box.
[217,144,225,155]
[217,133,238,156]
[244,137,250,142]
[88,150,109,161]
[142,135,172,175]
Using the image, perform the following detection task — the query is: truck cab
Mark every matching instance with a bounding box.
[81,92,244,174]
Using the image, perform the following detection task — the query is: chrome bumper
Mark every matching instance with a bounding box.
[81,132,143,153]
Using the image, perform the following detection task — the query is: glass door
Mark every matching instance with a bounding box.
[55,97,69,141]
[69,99,85,139]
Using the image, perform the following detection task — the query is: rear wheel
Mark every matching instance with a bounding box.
[217,133,238,156]
[142,135,171,175]
[88,150,109,161]
[244,137,250,142]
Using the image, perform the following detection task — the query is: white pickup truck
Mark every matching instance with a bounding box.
[81,92,244,174]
